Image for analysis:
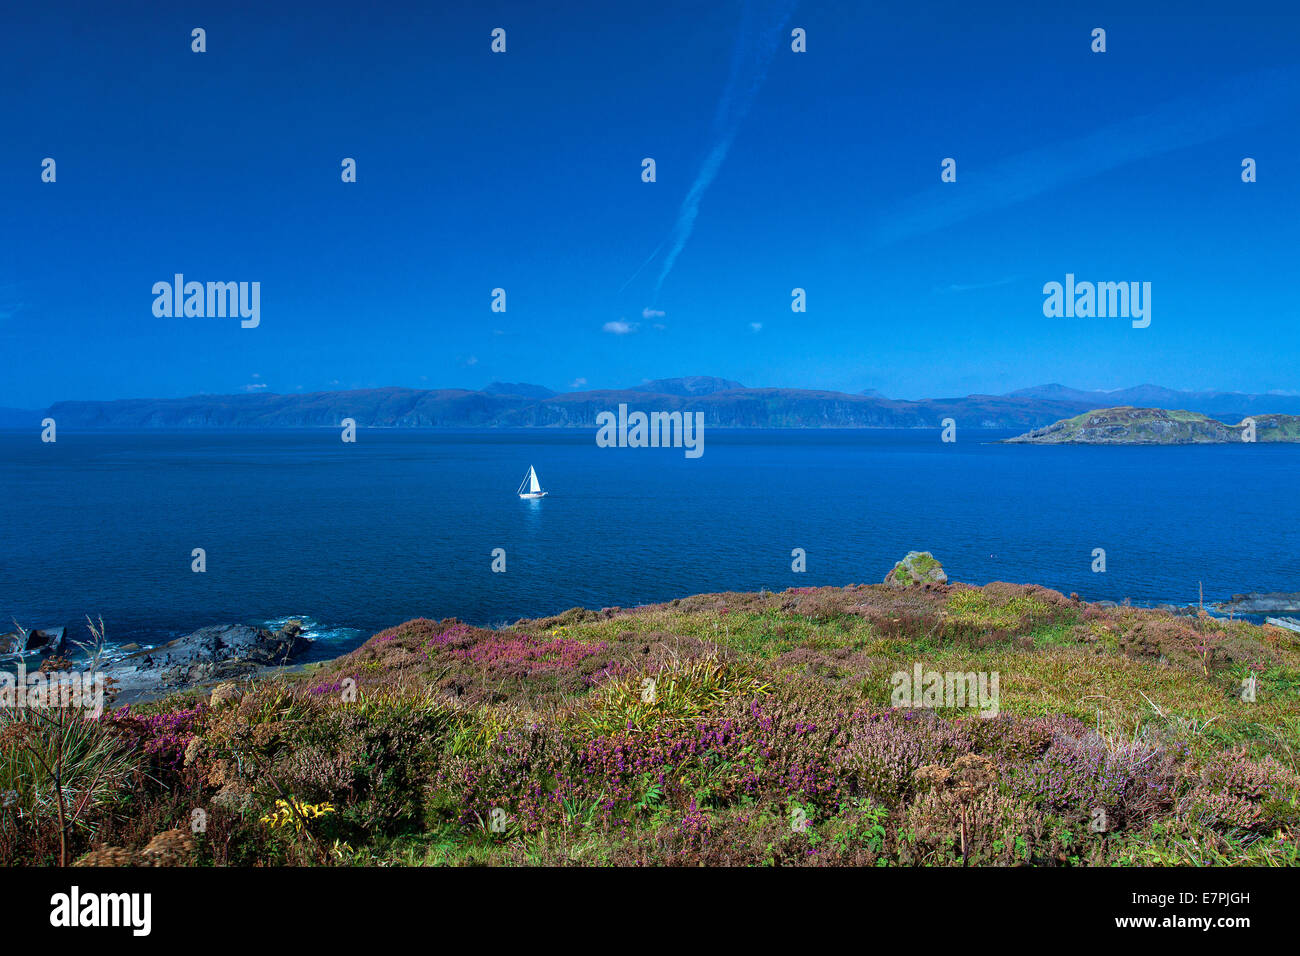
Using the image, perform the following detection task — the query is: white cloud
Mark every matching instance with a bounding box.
[642,307,665,319]
[244,383,268,392]
[603,320,639,335]
[570,377,588,388]
[750,322,763,332]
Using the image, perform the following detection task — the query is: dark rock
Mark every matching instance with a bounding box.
[0,625,66,657]
[104,622,311,699]
[27,627,67,653]
[1216,592,1300,614]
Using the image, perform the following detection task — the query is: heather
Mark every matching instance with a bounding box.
[3,581,1299,866]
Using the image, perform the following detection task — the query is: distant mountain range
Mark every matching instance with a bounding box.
[9,379,1300,430]
[628,376,746,397]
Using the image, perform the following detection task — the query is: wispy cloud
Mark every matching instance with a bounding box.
[603,320,639,335]
[641,307,665,319]
[937,276,1017,294]
[871,67,1300,247]
[0,282,27,326]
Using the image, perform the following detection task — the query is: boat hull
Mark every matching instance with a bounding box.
[518,492,548,499]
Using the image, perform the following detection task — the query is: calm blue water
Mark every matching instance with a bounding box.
[2,428,1298,655]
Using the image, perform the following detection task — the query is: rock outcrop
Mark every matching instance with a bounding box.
[103,621,310,698]
[1217,592,1300,614]
[885,551,948,588]
[0,626,67,657]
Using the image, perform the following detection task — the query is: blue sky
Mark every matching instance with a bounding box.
[2,0,1297,407]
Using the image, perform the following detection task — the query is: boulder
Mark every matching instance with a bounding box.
[885,551,948,588]
[0,625,66,657]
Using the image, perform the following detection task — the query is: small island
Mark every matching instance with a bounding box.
[1004,406,1300,444]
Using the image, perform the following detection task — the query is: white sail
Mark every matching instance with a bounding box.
[517,465,547,498]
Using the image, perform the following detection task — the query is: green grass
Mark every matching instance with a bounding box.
[12,579,1300,868]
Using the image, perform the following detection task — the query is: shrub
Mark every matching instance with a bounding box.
[839,711,973,808]
[0,707,138,865]
[1010,728,1179,828]
[578,656,770,735]
[1181,749,1300,832]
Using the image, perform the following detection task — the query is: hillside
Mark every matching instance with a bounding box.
[627,376,744,396]
[11,578,1299,867]
[1005,407,1300,444]
[42,386,1090,430]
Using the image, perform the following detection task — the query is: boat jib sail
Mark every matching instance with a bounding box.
[517,465,547,498]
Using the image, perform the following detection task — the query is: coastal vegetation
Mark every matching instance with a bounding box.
[3,580,1299,867]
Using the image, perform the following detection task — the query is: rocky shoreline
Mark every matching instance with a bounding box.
[100,621,313,702]
[12,576,1300,704]
[1215,591,1300,615]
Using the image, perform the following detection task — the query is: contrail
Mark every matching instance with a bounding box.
[630,0,797,301]
[617,235,668,294]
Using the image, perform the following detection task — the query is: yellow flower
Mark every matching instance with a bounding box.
[260,798,335,832]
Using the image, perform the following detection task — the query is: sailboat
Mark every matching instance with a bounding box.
[516,465,548,499]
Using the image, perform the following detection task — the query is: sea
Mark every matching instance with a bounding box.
[2,428,1298,659]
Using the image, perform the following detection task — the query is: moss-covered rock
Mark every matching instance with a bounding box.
[886,551,948,588]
